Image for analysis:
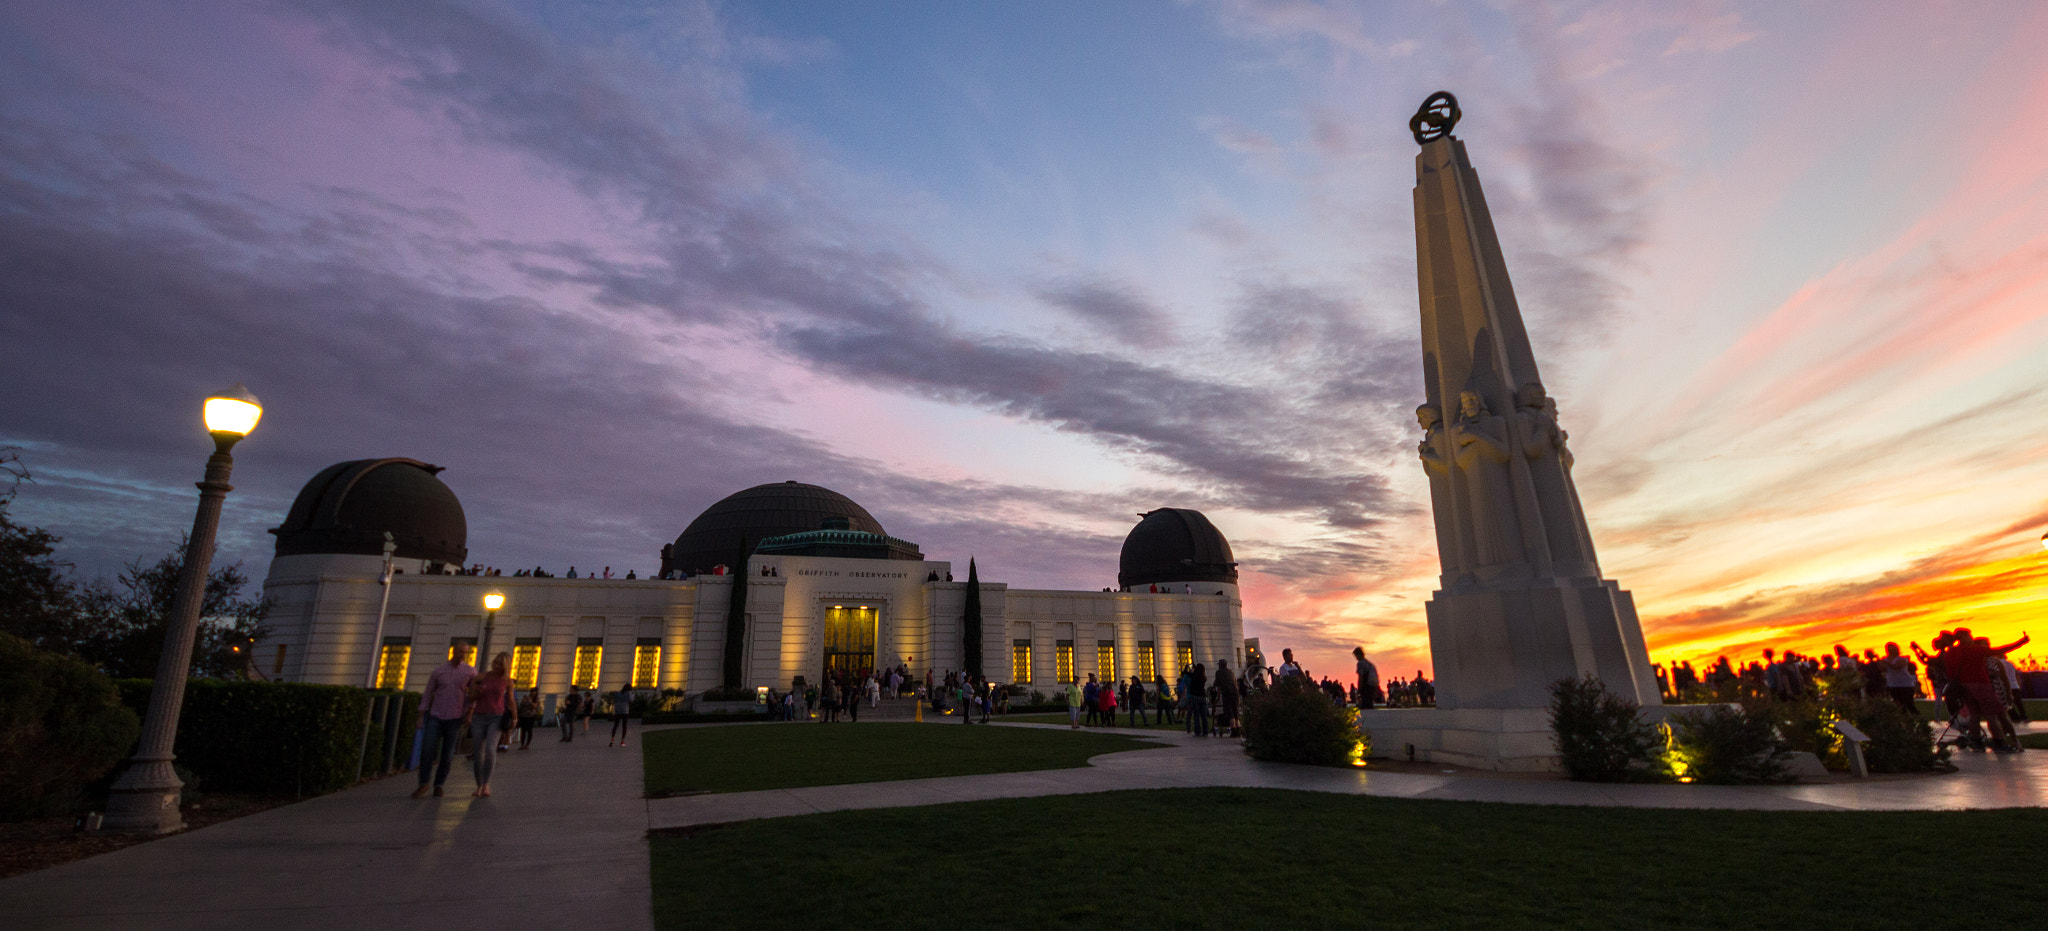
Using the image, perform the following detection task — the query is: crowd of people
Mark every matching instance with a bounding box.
[1657,629,2036,753]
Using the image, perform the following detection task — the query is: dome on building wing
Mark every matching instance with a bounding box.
[1117,507,1237,589]
[663,481,888,576]
[270,458,467,565]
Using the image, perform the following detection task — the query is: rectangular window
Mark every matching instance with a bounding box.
[447,636,476,661]
[375,640,411,690]
[512,638,542,689]
[572,639,603,689]
[1137,641,1156,681]
[1177,644,1194,678]
[1055,640,1075,683]
[1097,641,1116,681]
[632,639,661,689]
[1011,640,1032,683]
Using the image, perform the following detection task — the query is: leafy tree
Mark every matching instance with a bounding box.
[72,541,270,680]
[0,450,88,654]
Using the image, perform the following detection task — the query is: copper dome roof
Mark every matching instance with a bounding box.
[1117,507,1237,589]
[662,481,887,576]
[270,458,467,565]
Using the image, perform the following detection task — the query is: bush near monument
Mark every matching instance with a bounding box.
[117,679,404,796]
[0,633,141,820]
[1242,674,1364,766]
[1548,675,1667,782]
[1666,703,1791,784]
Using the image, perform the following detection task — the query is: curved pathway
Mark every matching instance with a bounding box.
[645,721,2048,830]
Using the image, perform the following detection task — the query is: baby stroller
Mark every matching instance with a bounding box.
[1933,683,1987,751]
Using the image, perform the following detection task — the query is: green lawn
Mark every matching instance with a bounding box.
[641,722,1162,796]
[2020,731,2048,750]
[1000,712,1189,731]
[651,788,2045,929]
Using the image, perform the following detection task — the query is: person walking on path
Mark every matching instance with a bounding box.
[822,676,840,723]
[1098,675,1118,727]
[1213,660,1239,737]
[1185,663,1210,737]
[468,652,515,797]
[413,642,477,798]
[1354,647,1381,710]
[1154,674,1175,724]
[1126,676,1148,726]
[516,689,540,749]
[1082,675,1101,727]
[558,689,581,742]
[579,688,595,735]
[1064,678,1085,729]
[608,683,633,747]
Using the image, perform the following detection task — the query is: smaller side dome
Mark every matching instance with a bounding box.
[271,458,467,565]
[1118,508,1237,589]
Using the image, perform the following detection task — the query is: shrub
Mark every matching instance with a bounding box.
[118,678,375,796]
[0,632,141,820]
[1667,702,1792,784]
[1833,694,1950,774]
[698,686,754,702]
[1548,675,1667,782]
[1242,675,1362,766]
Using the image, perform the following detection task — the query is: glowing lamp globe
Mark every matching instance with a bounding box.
[2040,530,2047,551]
[203,384,263,438]
[483,593,505,612]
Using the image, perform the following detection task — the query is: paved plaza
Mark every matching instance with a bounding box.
[3,720,2044,929]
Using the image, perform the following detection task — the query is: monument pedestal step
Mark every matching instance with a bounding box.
[1357,704,1702,773]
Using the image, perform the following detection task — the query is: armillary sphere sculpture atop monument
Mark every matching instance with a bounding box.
[1356,92,1666,772]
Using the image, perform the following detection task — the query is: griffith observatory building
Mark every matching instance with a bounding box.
[254,458,1248,698]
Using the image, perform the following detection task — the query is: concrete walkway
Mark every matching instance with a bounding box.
[0,723,652,931]
[4,718,2042,929]
[645,721,2048,830]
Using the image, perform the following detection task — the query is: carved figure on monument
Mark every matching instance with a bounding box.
[1514,382,1597,574]
[1449,390,1522,567]
[1415,404,1468,578]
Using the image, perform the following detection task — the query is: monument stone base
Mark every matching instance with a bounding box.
[1426,576,1660,710]
[1357,704,1711,773]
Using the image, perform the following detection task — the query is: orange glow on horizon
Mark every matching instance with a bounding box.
[1649,550,2048,669]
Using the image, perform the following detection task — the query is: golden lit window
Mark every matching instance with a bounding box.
[375,642,411,690]
[1137,641,1156,681]
[1011,640,1032,683]
[632,641,661,689]
[1055,640,1075,683]
[1097,641,1116,681]
[1177,644,1193,678]
[511,640,542,689]
[572,642,603,689]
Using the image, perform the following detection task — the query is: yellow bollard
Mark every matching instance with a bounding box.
[915,699,923,723]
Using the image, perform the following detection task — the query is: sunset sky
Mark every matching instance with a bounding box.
[4,1,2045,679]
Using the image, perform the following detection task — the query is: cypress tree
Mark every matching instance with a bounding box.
[962,557,983,677]
[721,540,748,691]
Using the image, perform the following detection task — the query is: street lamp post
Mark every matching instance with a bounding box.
[364,532,398,689]
[480,592,505,666]
[102,385,262,834]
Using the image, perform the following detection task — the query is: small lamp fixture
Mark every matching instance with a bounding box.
[2040,530,2047,551]
[483,592,505,612]
[202,383,263,442]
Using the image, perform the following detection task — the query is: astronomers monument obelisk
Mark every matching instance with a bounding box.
[1361,93,1661,770]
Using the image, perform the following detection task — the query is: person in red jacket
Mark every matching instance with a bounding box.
[1943,627,2030,752]
[1098,675,1118,727]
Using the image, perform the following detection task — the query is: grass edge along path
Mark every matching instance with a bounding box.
[641,722,1163,796]
[651,787,2045,930]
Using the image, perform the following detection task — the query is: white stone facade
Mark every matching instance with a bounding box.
[257,552,1243,696]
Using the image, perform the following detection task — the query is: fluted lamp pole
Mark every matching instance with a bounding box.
[480,592,505,665]
[102,384,262,834]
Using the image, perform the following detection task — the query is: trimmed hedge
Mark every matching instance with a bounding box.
[0,633,141,820]
[117,679,406,796]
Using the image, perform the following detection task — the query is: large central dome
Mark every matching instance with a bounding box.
[662,481,887,576]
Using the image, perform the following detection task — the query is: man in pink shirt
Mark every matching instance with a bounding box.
[412,642,477,798]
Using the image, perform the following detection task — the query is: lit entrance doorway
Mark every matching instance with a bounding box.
[823,605,878,679]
